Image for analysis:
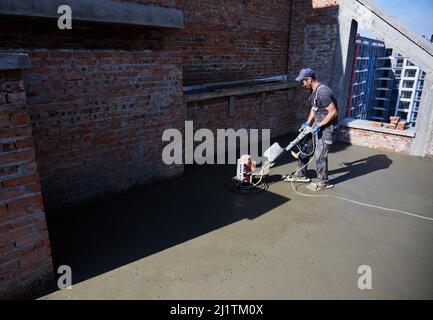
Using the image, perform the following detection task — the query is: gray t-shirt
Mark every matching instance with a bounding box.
[308,84,338,127]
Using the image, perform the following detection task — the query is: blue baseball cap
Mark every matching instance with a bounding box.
[295,68,316,82]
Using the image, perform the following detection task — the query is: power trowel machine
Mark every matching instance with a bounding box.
[227,126,313,194]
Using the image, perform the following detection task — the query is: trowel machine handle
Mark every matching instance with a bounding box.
[252,127,313,177]
[261,126,312,166]
[284,126,312,152]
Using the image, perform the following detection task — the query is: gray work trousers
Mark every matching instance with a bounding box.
[294,125,336,184]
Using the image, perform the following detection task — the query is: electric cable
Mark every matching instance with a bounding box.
[289,134,433,222]
[225,130,433,221]
[226,161,272,194]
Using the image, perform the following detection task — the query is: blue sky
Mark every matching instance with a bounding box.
[373,0,433,38]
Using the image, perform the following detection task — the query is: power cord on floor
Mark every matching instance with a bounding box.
[289,135,433,222]
[226,161,272,194]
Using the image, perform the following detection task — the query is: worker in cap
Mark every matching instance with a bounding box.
[284,68,339,191]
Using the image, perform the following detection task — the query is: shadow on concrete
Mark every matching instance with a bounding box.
[25,0,347,299]
[39,155,291,296]
[329,154,393,185]
[31,130,353,299]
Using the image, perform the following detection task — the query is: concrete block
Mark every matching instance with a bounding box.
[0,0,184,29]
[0,54,31,71]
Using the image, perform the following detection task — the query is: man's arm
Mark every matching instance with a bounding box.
[305,107,315,126]
[318,103,338,128]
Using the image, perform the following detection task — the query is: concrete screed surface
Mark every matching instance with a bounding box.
[39,137,433,300]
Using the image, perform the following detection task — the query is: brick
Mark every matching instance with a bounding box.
[0,226,33,246]
[14,138,34,150]
[0,250,20,266]
[10,114,29,127]
[18,248,51,268]
[0,208,28,225]
[396,121,407,130]
[14,233,47,249]
[0,126,32,139]
[0,243,15,256]
[0,149,35,163]
[0,190,25,203]
[6,194,43,211]
[25,184,42,193]
[1,174,40,189]
[0,260,19,276]
[390,116,400,124]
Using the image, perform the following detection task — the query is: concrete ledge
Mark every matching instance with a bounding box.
[340,118,416,138]
[184,81,297,103]
[0,53,31,70]
[0,0,184,29]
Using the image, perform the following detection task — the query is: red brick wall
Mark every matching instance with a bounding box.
[186,91,291,139]
[114,0,291,85]
[338,127,413,154]
[169,0,291,85]
[0,1,290,86]
[287,0,340,131]
[0,1,343,206]
[20,49,184,208]
[0,69,53,298]
[0,0,345,298]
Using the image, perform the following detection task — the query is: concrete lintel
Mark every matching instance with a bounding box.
[0,0,184,29]
[0,53,31,70]
[183,75,289,93]
[184,82,297,103]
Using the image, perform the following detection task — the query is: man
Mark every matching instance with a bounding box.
[284,68,339,191]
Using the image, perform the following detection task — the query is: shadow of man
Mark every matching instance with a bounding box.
[329,154,393,186]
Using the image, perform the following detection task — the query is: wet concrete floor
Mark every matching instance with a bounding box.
[39,137,433,299]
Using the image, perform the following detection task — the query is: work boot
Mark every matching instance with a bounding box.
[283,174,311,183]
[306,182,334,192]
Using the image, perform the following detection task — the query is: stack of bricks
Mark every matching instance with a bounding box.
[396,121,407,131]
[0,68,53,298]
[372,121,383,128]
[386,116,407,130]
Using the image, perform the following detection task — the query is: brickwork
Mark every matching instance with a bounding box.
[0,69,53,298]
[186,90,291,138]
[16,49,184,208]
[171,0,290,85]
[287,0,340,131]
[0,0,290,86]
[0,0,345,298]
[337,126,413,154]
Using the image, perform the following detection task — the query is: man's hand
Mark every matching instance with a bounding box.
[299,122,309,132]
